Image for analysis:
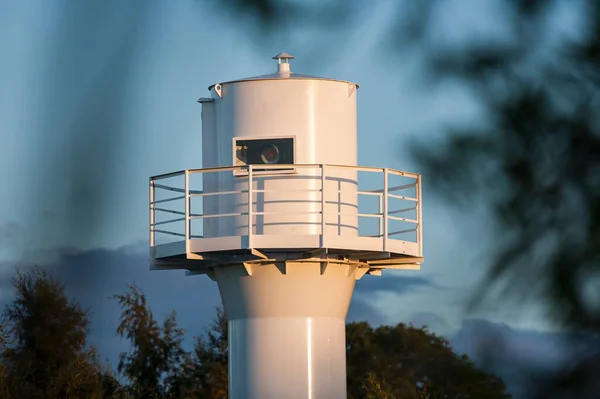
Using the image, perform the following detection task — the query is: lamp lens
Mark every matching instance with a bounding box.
[260,144,280,164]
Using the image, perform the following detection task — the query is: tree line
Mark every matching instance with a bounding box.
[0,268,510,398]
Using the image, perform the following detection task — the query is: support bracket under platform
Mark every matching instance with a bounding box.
[152,247,422,276]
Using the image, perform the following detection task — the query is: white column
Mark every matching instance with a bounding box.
[214,261,357,399]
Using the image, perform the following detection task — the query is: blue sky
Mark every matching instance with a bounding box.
[0,0,587,395]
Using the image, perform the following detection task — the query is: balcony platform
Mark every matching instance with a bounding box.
[152,234,421,269]
[149,164,423,277]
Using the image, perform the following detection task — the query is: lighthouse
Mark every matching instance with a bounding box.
[149,52,423,399]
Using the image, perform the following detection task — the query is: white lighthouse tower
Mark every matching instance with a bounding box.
[149,53,423,399]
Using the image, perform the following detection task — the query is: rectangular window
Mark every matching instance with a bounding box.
[233,137,295,175]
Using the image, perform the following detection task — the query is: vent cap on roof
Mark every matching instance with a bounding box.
[272,51,295,74]
[207,52,358,91]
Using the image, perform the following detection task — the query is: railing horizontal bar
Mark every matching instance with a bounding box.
[388,207,417,215]
[152,195,185,204]
[189,212,244,219]
[182,164,418,175]
[151,171,185,180]
[387,215,418,223]
[152,229,417,241]
[186,164,313,174]
[331,164,417,177]
[389,183,417,191]
[152,165,420,178]
[164,187,415,199]
[187,166,238,173]
[151,228,185,237]
[253,211,322,216]
[190,190,244,197]
[154,207,185,216]
[367,183,417,194]
[387,169,419,178]
[153,183,185,193]
[387,193,418,201]
[358,191,383,197]
[253,188,323,194]
[236,168,296,174]
[388,228,417,236]
[156,188,415,198]
[327,164,382,173]
[185,211,415,219]
[185,211,417,221]
[151,217,186,226]
[356,213,383,219]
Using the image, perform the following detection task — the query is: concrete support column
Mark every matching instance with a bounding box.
[214,261,358,399]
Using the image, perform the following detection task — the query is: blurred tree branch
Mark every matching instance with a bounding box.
[213,1,600,397]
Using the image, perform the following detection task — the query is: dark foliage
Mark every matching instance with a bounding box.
[347,322,510,399]
[113,284,186,397]
[0,268,108,398]
[407,2,600,397]
[174,307,229,399]
[0,268,509,398]
[212,1,600,397]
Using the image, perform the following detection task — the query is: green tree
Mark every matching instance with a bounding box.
[214,1,600,396]
[113,289,229,399]
[193,306,228,398]
[0,316,11,398]
[0,268,511,398]
[174,306,228,399]
[362,372,395,399]
[0,268,107,399]
[113,284,186,398]
[346,322,510,399]
[166,308,509,399]
[402,2,600,397]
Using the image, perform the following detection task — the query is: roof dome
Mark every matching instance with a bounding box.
[208,52,359,91]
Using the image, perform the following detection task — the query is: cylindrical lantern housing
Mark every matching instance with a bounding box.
[201,56,359,239]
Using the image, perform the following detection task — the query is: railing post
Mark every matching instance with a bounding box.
[149,178,155,248]
[321,164,326,248]
[248,165,253,249]
[417,174,423,256]
[383,168,389,251]
[378,194,383,238]
[184,170,190,255]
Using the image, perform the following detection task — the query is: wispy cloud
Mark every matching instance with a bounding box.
[354,274,436,295]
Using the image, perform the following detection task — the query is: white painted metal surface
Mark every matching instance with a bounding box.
[149,164,423,264]
[216,261,355,399]
[201,55,358,238]
[149,53,424,399]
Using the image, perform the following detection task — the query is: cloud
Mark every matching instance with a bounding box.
[2,246,599,399]
[354,274,435,295]
[449,318,600,398]
[347,298,386,326]
[0,245,442,365]
[8,244,597,399]
[1,246,431,364]
[0,221,23,254]
[407,311,451,333]
[0,221,21,242]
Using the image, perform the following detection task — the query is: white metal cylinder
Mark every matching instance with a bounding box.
[148,54,424,399]
[214,261,356,399]
[201,77,359,238]
[228,317,346,399]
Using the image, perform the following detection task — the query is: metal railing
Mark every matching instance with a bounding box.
[149,164,422,255]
